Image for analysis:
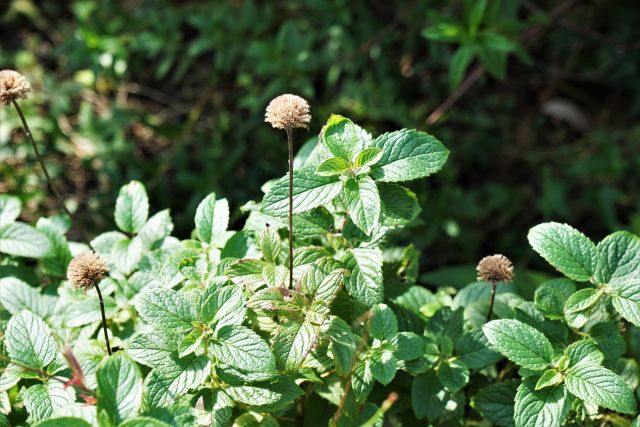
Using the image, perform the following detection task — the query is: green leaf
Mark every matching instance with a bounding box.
[315,157,349,177]
[212,325,276,373]
[199,282,246,330]
[261,167,343,218]
[36,218,72,276]
[324,316,358,377]
[0,277,54,318]
[479,31,520,53]
[370,129,448,183]
[565,339,604,368]
[118,418,172,427]
[594,231,640,284]
[195,193,229,244]
[352,360,375,402]
[609,278,640,327]
[472,381,517,427]
[482,319,553,370]
[32,417,92,427]
[422,23,463,42]
[115,180,149,234]
[273,321,317,371]
[300,262,344,303]
[127,331,176,368]
[468,0,487,34]
[135,288,196,333]
[378,183,421,226]
[259,226,281,263]
[369,349,397,385]
[225,381,303,411]
[138,209,174,249]
[5,311,56,369]
[514,378,569,427]
[0,194,21,226]
[370,304,398,341]
[536,369,563,390]
[144,354,209,408]
[412,371,447,421]
[0,222,52,258]
[345,247,384,306]
[455,328,502,369]
[353,147,384,169]
[528,222,597,282]
[564,363,636,414]
[534,279,576,319]
[564,288,603,328]
[449,44,475,89]
[23,382,75,423]
[438,358,469,393]
[321,115,367,161]
[96,353,142,424]
[589,322,626,361]
[343,176,380,235]
[392,332,424,361]
[112,237,143,275]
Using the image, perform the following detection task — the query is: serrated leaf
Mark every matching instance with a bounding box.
[212,325,275,373]
[589,322,626,361]
[324,317,358,377]
[352,360,374,402]
[609,278,640,327]
[118,418,172,427]
[455,328,502,369]
[343,176,380,235]
[321,115,367,161]
[301,263,344,303]
[370,129,448,183]
[514,378,568,427]
[259,226,281,263]
[378,183,421,226]
[261,168,343,218]
[0,222,52,258]
[199,282,245,331]
[534,278,576,319]
[135,288,196,333]
[127,331,177,368]
[370,304,398,341]
[96,353,142,424]
[345,247,383,307]
[138,209,174,249]
[115,181,149,234]
[353,147,384,169]
[112,236,144,275]
[0,195,21,226]
[5,311,56,369]
[412,371,447,421]
[483,319,553,370]
[528,222,597,282]
[438,358,469,393]
[144,355,209,408]
[0,277,54,318]
[315,157,349,177]
[472,381,517,427]
[36,218,72,276]
[595,231,640,284]
[565,339,604,368]
[392,332,424,361]
[535,369,563,390]
[292,208,334,239]
[369,349,397,385]
[564,363,636,414]
[32,417,93,427]
[23,381,75,423]
[225,381,303,411]
[273,321,317,371]
[195,193,229,244]
[563,288,603,328]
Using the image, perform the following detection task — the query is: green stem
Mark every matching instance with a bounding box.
[286,127,294,289]
[486,282,497,322]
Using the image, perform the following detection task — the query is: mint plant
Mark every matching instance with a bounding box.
[1,77,639,427]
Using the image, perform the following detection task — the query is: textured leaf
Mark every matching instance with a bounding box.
[535,369,563,390]
[589,322,626,361]
[112,237,144,275]
[378,183,421,226]
[594,231,640,284]
[118,418,172,427]
[565,339,604,368]
[23,381,75,423]
[370,304,398,341]
[259,226,281,263]
[127,331,177,368]
[563,288,603,328]
[352,360,375,402]
[392,332,424,361]
[135,288,196,333]
[528,222,597,282]
[345,247,383,306]
[412,371,447,421]
[534,278,576,319]
[323,316,358,377]
[195,193,229,244]
[0,194,21,226]
[612,293,640,327]
[514,378,568,427]
[212,325,275,373]
[273,321,317,371]
[32,417,92,427]
[138,209,174,249]
[472,381,517,427]
[370,129,448,182]
[343,176,380,235]
[0,277,54,318]
[455,328,502,369]
[5,311,56,369]
[315,157,349,176]
[369,349,397,385]
[0,222,52,258]
[199,282,245,330]
[321,115,367,161]
[438,358,469,393]
[261,168,343,218]
[353,147,383,169]
[96,353,142,424]
[564,363,636,414]
[483,319,553,370]
[144,355,209,408]
[115,180,149,234]
[609,278,640,327]
[225,381,303,411]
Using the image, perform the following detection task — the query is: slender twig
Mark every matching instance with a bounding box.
[486,282,497,322]
[11,100,112,356]
[286,127,294,289]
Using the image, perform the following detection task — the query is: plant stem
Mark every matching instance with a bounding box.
[12,99,112,356]
[486,282,497,322]
[286,127,294,289]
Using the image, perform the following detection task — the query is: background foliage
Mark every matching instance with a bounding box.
[2,0,640,284]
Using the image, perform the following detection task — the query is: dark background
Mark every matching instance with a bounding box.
[1,0,639,281]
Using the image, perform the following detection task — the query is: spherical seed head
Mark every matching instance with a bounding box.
[0,70,30,105]
[67,252,109,290]
[265,94,311,130]
[477,254,514,284]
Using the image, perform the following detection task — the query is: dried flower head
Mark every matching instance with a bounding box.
[67,252,109,290]
[265,94,311,130]
[477,254,514,284]
[0,70,30,105]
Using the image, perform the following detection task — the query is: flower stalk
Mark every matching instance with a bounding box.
[477,254,514,322]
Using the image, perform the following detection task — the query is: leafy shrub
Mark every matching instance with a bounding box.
[1,95,640,427]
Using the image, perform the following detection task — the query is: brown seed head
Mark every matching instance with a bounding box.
[67,252,109,290]
[0,70,30,105]
[477,254,514,284]
[265,94,311,130]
